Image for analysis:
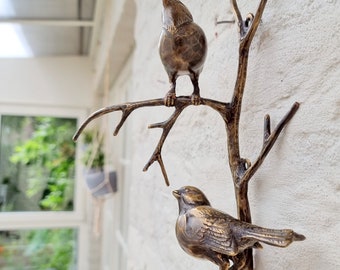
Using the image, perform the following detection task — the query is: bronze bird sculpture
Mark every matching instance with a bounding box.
[159,0,207,106]
[173,186,305,269]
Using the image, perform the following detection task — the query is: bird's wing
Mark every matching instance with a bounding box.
[185,206,239,256]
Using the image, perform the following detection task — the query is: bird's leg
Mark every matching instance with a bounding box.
[189,71,201,105]
[232,255,247,269]
[215,254,232,270]
[164,73,177,107]
[219,262,230,270]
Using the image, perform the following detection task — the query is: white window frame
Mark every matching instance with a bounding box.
[0,103,89,270]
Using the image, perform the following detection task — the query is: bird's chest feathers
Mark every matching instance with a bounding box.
[177,211,204,241]
[176,212,206,258]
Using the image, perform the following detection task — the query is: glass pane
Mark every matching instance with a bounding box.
[0,115,77,212]
[0,228,78,270]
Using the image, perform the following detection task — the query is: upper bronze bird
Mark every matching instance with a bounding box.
[173,186,305,269]
[159,0,207,106]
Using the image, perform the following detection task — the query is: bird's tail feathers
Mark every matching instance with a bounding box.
[245,227,305,248]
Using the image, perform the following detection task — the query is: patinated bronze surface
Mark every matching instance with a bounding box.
[73,0,304,269]
[173,186,305,270]
[159,0,207,106]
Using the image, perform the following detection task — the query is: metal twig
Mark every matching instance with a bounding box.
[73,96,231,186]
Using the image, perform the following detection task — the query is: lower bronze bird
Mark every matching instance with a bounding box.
[159,0,207,106]
[173,186,305,269]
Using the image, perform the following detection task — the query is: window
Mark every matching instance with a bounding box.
[0,228,78,270]
[0,105,88,270]
[0,115,77,212]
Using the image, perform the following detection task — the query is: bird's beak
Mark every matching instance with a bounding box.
[172,190,180,199]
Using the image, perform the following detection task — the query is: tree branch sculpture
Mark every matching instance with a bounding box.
[73,96,229,186]
[73,0,301,269]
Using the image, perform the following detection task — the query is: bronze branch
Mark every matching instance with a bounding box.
[73,96,230,186]
[73,0,301,269]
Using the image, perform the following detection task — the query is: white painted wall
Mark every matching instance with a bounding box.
[100,0,339,269]
[0,57,93,109]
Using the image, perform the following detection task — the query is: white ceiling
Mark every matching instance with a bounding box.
[0,0,97,57]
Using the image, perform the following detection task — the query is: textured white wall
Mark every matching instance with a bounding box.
[106,0,339,269]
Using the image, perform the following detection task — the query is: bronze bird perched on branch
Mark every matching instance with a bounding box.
[173,186,305,269]
[159,0,207,106]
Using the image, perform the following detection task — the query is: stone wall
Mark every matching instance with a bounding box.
[106,1,339,269]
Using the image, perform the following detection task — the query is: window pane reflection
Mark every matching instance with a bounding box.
[0,228,78,270]
[0,115,77,212]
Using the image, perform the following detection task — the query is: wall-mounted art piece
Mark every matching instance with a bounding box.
[73,0,305,269]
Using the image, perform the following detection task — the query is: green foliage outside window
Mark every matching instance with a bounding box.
[0,115,78,269]
[0,228,77,270]
[9,116,76,211]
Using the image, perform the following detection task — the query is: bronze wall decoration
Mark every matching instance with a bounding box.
[173,186,305,270]
[73,0,305,269]
[159,0,207,106]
